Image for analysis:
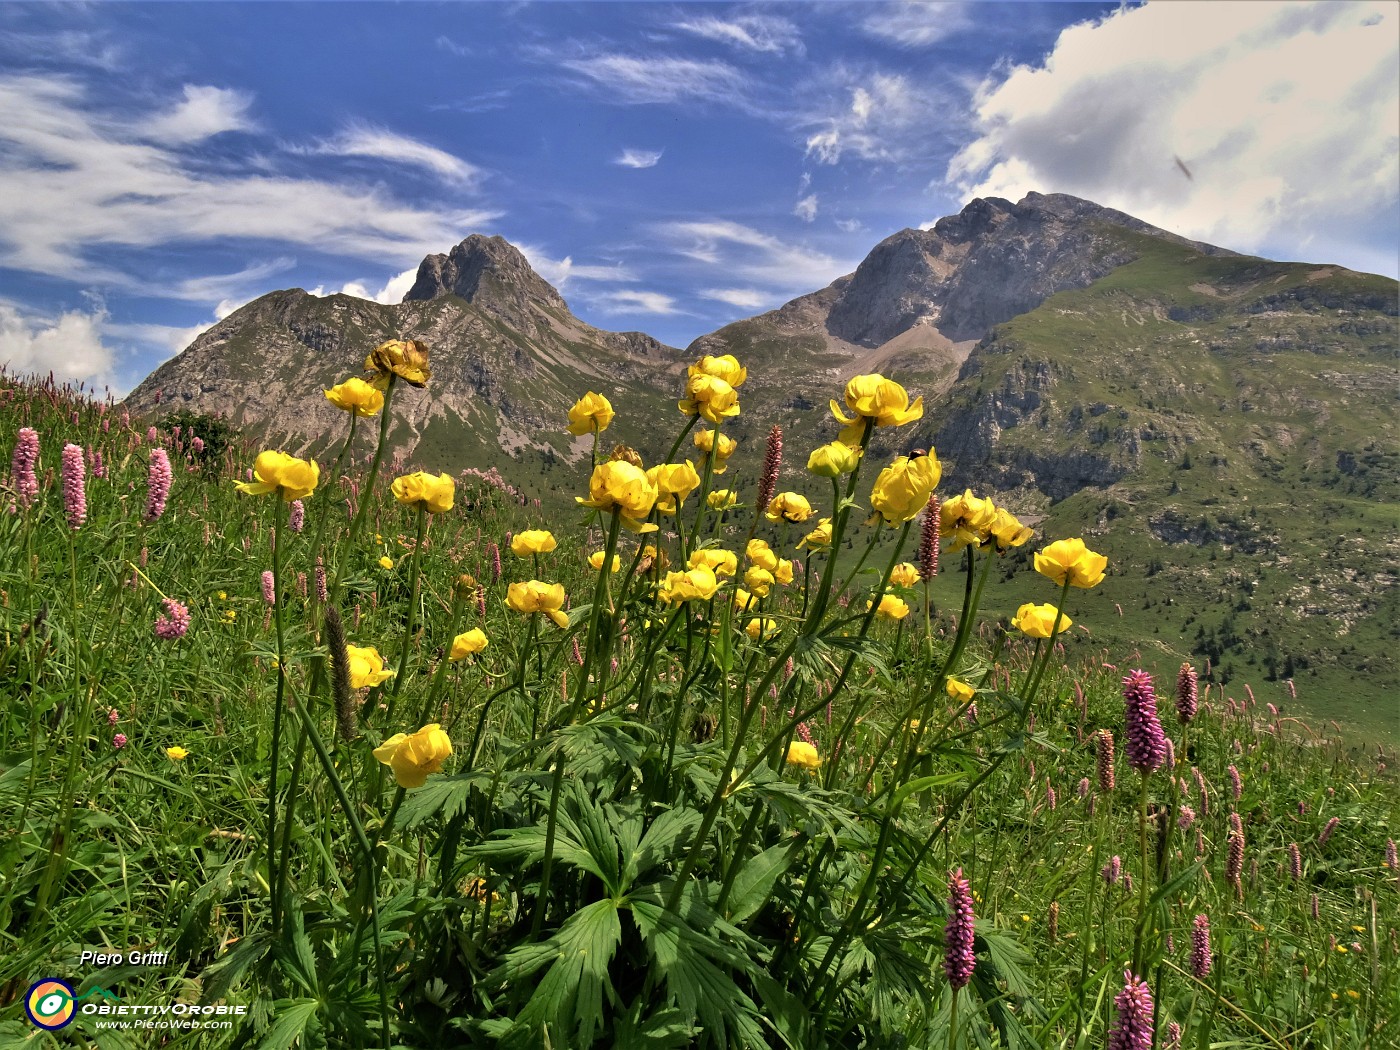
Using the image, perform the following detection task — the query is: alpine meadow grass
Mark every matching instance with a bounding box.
[0,352,1395,1048]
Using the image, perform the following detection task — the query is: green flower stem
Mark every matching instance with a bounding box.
[804,425,874,628]
[306,410,358,617]
[414,588,467,729]
[286,688,391,1050]
[663,414,700,466]
[266,498,291,935]
[337,373,397,600]
[687,419,722,560]
[273,719,309,921]
[1131,773,1152,974]
[387,503,429,709]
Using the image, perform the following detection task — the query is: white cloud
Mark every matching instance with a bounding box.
[515,245,637,289]
[861,3,972,47]
[0,74,498,285]
[334,266,419,305]
[673,15,803,55]
[141,84,255,144]
[103,320,211,362]
[300,123,480,184]
[947,2,1400,268]
[559,54,748,106]
[0,300,116,388]
[794,193,819,222]
[702,288,770,310]
[594,290,679,315]
[660,219,849,288]
[835,217,867,234]
[802,72,933,165]
[614,147,664,169]
[167,258,297,304]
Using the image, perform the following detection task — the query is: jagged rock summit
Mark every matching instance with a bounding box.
[123,232,681,466]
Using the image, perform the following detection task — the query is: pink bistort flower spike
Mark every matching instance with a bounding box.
[61,443,86,529]
[145,447,173,522]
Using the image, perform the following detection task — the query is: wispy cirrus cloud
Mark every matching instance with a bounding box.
[515,244,638,291]
[0,74,498,286]
[557,53,749,107]
[803,70,941,166]
[614,147,664,169]
[860,2,973,48]
[592,289,679,315]
[660,219,849,289]
[298,122,481,184]
[141,84,255,144]
[701,287,771,310]
[673,14,803,56]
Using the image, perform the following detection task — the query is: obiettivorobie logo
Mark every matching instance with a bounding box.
[24,979,118,1030]
[24,979,246,1032]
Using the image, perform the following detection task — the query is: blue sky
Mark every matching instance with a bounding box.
[1,1,1396,395]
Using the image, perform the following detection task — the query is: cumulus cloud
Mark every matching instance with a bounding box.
[141,84,255,144]
[673,14,803,55]
[0,74,498,285]
[594,290,679,315]
[794,193,819,222]
[558,54,749,106]
[947,2,1400,270]
[0,300,116,387]
[614,147,664,169]
[300,123,481,184]
[332,267,419,305]
[702,288,770,310]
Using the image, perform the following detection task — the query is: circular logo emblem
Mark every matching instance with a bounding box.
[25,979,76,1030]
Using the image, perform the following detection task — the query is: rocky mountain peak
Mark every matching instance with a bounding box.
[403,234,569,327]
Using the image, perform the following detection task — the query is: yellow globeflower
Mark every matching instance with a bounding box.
[589,551,621,573]
[744,566,775,597]
[890,562,921,588]
[324,376,385,417]
[365,338,431,388]
[799,517,833,550]
[346,644,395,688]
[165,746,189,761]
[449,628,489,661]
[746,538,779,573]
[647,461,702,513]
[511,529,558,556]
[940,490,998,552]
[372,723,453,789]
[733,587,758,612]
[1034,538,1109,589]
[870,452,941,525]
[688,353,747,389]
[678,373,740,423]
[658,566,719,604]
[506,581,569,628]
[378,555,395,570]
[693,429,738,473]
[785,741,822,771]
[745,617,778,640]
[766,491,814,524]
[566,391,615,435]
[689,548,739,578]
[989,508,1035,551]
[235,450,320,501]
[946,678,975,703]
[807,440,863,478]
[708,489,738,510]
[829,374,923,445]
[576,460,659,531]
[774,559,794,586]
[391,472,455,513]
[1012,603,1070,639]
[869,594,911,621]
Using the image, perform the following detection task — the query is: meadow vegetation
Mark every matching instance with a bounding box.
[0,347,1395,1049]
